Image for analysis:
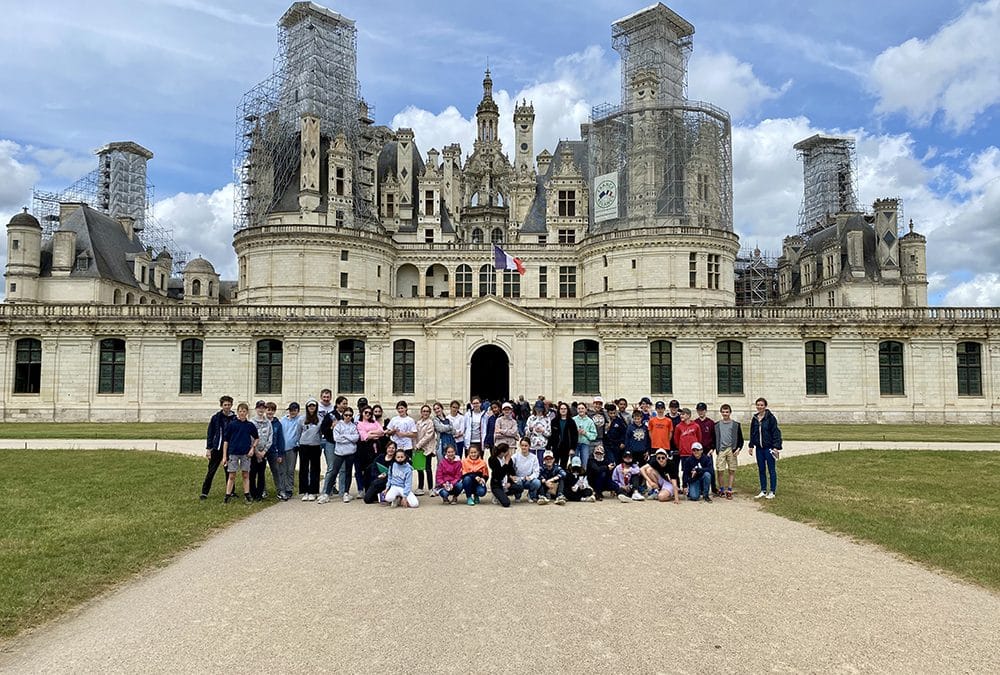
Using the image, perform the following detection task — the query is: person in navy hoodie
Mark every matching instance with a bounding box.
[201,395,235,500]
[749,397,782,499]
[681,442,713,502]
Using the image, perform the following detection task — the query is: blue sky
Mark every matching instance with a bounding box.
[1,0,998,304]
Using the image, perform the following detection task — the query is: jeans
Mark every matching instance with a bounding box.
[298,445,321,494]
[436,433,455,463]
[324,453,355,496]
[265,452,281,494]
[249,454,267,498]
[517,419,526,437]
[587,469,615,497]
[509,478,541,501]
[321,443,340,494]
[687,471,712,500]
[756,448,777,494]
[461,475,487,498]
[575,443,591,469]
[491,485,511,507]
[277,447,297,496]
[436,484,462,500]
[201,448,224,496]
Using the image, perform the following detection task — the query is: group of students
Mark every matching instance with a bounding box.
[200,390,783,508]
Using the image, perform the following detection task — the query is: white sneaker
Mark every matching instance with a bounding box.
[583,495,596,502]
[307,494,317,501]
[301,493,310,501]
[342,494,352,503]
[618,494,631,503]
[631,492,645,502]
[754,491,767,499]
[317,494,330,504]
[537,496,549,505]
[765,492,775,499]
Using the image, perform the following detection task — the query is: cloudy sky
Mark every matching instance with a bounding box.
[1,0,998,304]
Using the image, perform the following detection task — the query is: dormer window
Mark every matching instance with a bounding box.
[75,256,90,271]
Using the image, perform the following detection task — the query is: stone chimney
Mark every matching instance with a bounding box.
[118,216,136,241]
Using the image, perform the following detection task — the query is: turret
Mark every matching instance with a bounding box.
[5,208,42,302]
[513,99,535,174]
[899,219,928,306]
[476,69,500,145]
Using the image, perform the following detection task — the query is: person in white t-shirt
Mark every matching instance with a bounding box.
[447,399,467,457]
[465,396,488,448]
[387,400,418,460]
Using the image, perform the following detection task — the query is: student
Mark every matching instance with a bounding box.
[525,401,551,463]
[590,396,607,458]
[384,448,419,508]
[672,408,703,488]
[604,405,627,466]
[414,404,437,496]
[537,450,567,505]
[749,397,782,499]
[264,402,285,499]
[667,400,682,452]
[249,400,274,501]
[573,402,597,469]
[586,445,616,500]
[432,402,455,462]
[682,442,713,502]
[435,444,464,504]
[483,401,501,453]
[460,444,489,505]
[297,399,324,501]
[488,442,516,507]
[222,402,259,504]
[364,441,398,504]
[514,396,531,437]
[276,402,301,501]
[695,402,719,495]
[387,400,418,461]
[612,450,645,502]
[319,407,359,504]
[548,402,579,469]
[317,389,336,419]
[464,397,488,449]
[640,448,679,503]
[448,400,467,457]
[565,456,596,502]
[493,402,520,450]
[355,406,382,494]
[714,404,744,500]
[624,409,651,466]
[371,404,390,457]
[648,401,674,459]
[201,395,235,500]
[510,438,541,502]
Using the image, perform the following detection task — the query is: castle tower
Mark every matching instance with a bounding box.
[513,100,534,174]
[95,141,153,230]
[899,219,928,306]
[475,69,500,148]
[5,209,42,303]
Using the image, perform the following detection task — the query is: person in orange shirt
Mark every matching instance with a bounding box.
[648,400,674,451]
[672,407,702,490]
[460,444,489,505]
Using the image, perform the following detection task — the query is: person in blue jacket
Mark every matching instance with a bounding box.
[681,442,713,502]
[748,397,782,499]
[201,395,235,500]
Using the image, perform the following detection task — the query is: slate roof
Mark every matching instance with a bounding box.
[40,205,145,287]
[519,140,590,234]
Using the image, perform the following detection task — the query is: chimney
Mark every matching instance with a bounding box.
[51,230,77,276]
[118,216,136,241]
[59,202,86,224]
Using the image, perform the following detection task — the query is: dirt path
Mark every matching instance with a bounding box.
[1,493,997,672]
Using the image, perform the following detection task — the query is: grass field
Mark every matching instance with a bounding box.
[0,421,997,443]
[0,449,269,640]
[758,450,1000,591]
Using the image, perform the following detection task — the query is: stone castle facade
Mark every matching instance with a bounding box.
[1,2,997,423]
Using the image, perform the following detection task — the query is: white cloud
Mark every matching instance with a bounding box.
[870,0,1000,132]
[0,140,40,216]
[152,183,237,278]
[943,273,1000,306]
[28,147,94,182]
[688,51,791,120]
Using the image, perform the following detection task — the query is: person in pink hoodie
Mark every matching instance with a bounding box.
[434,444,464,504]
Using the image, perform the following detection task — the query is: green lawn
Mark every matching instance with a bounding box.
[0,449,269,640]
[758,450,1000,591]
[0,422,205,440]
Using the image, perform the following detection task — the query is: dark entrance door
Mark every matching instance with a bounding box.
[470,345,510,403]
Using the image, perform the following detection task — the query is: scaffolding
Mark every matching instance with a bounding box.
[794,134,859,232]
[735,247,778,306]
[235,2,379,231]
[589,4,732,232]
[31,142,187,273]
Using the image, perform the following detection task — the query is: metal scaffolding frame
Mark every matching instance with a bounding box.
[794,134,859,232]
[589,5,732,232]
[235,2,379,232]
[735,247,778,306]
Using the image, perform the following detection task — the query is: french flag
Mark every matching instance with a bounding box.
[493,245,526,275]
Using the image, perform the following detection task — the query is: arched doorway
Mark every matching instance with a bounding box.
[470,345,509,403]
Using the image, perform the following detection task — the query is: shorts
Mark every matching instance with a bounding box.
[718,448,738,472]
[226,455,251,472]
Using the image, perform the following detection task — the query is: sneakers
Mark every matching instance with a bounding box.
[414,489,425,496]
[618,494,631,503]
[199,494,208,501]
[474,495,481,505]
[754,491,767,499]
[466,497,476,506]
[537,496,550,505]
[244,494,252,504]
[317,494,330,504]
[630,491,645,502]
[646,489,659,500]
[307,493,317,501]
[704,494,713,503]
[555,495,566,505]
[224,493,233,503]
[725,490,733,500]
[302,493,311,501]
[765,492,776,499]
[343,494,352,503]
[583,495,596,502]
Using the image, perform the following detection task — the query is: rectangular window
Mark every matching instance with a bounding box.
[537,235,547,246]
[255,339,283,395]
[717,341,743,396]
[707,254,721,290]
[377,265,382,277]
[558,228,576,244]
[698,214,709,228]
[424,228,434,243]
[631,259,636,269]
[179,338,203,395]
[341,250,348,261]
[572,340,600,395]
[340,300,348,306]
[98,338,126,394]
[689,252,698,288]
[603,276,609,292]
[825,255,835,278]
[827,290,835,307]
[11,239,19,250]
[385,193,395,218]
[392,340,415,394]
[14,338,42,394]
[697,173,709,201]
[806,296,814,307]
[559,266,577,298]
[335,210,344,227]
[557,190,576,217]
[425,190,434,216]
[602,255,608,267]
[539,266,548,298]
[805,341,827,396]
[650,340,672,395]
[957,342,983,396]
[338,339,365,394]
[878,341,905,396]
[335,167,345,196]
[140,266,147,284]
[340,272,348,289]
[10,282,16,293]
[502,270,521,298]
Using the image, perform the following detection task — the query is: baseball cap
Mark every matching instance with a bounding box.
[287,402,300,411]
[593,396,604,404]
[305,398,318,407]
[696,402,708,410]
[534,401,545,410]
[255,400,266,408]
[640,396,652,405]
[502,401,513,409]
[543,450,554,459]
[655,400,666,408]
[691,442,703,450]
[622,449,633,457]
[654,448,668,456]
[570,456,582,467]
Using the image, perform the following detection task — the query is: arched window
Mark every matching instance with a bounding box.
[392,339,415,394]
[338,339,365,394]
[208,281,214,297]
[113,289,121,305]
[256,339,283,394]
[192,279,201,295]
[14,338,42,394]
[957,342,982,397]
[491,227,504,244]
[98,338,126,394]
[455,264,473,298]
[471,228,483,244]
[125,292,134,305]
[650,340,672,395]
[180,338,203,394]
[478,264,496,296]
[139,296,147,305]
[502,270,520,298]
[573,339,600,395]
[878,341,905,396]
[805,340,827,396]
[717,341,743,396]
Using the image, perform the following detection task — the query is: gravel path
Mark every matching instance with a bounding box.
[1,491,998,672]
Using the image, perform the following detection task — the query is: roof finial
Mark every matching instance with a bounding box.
[22,206,29,214]
[909,218,914,233]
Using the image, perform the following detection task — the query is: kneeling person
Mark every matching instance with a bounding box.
[538,450,567,505]
[510,438,542,502]
[641,448,679,502]
[612,450,645,502]
[682,443,713,502]
[565,456,595,502]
